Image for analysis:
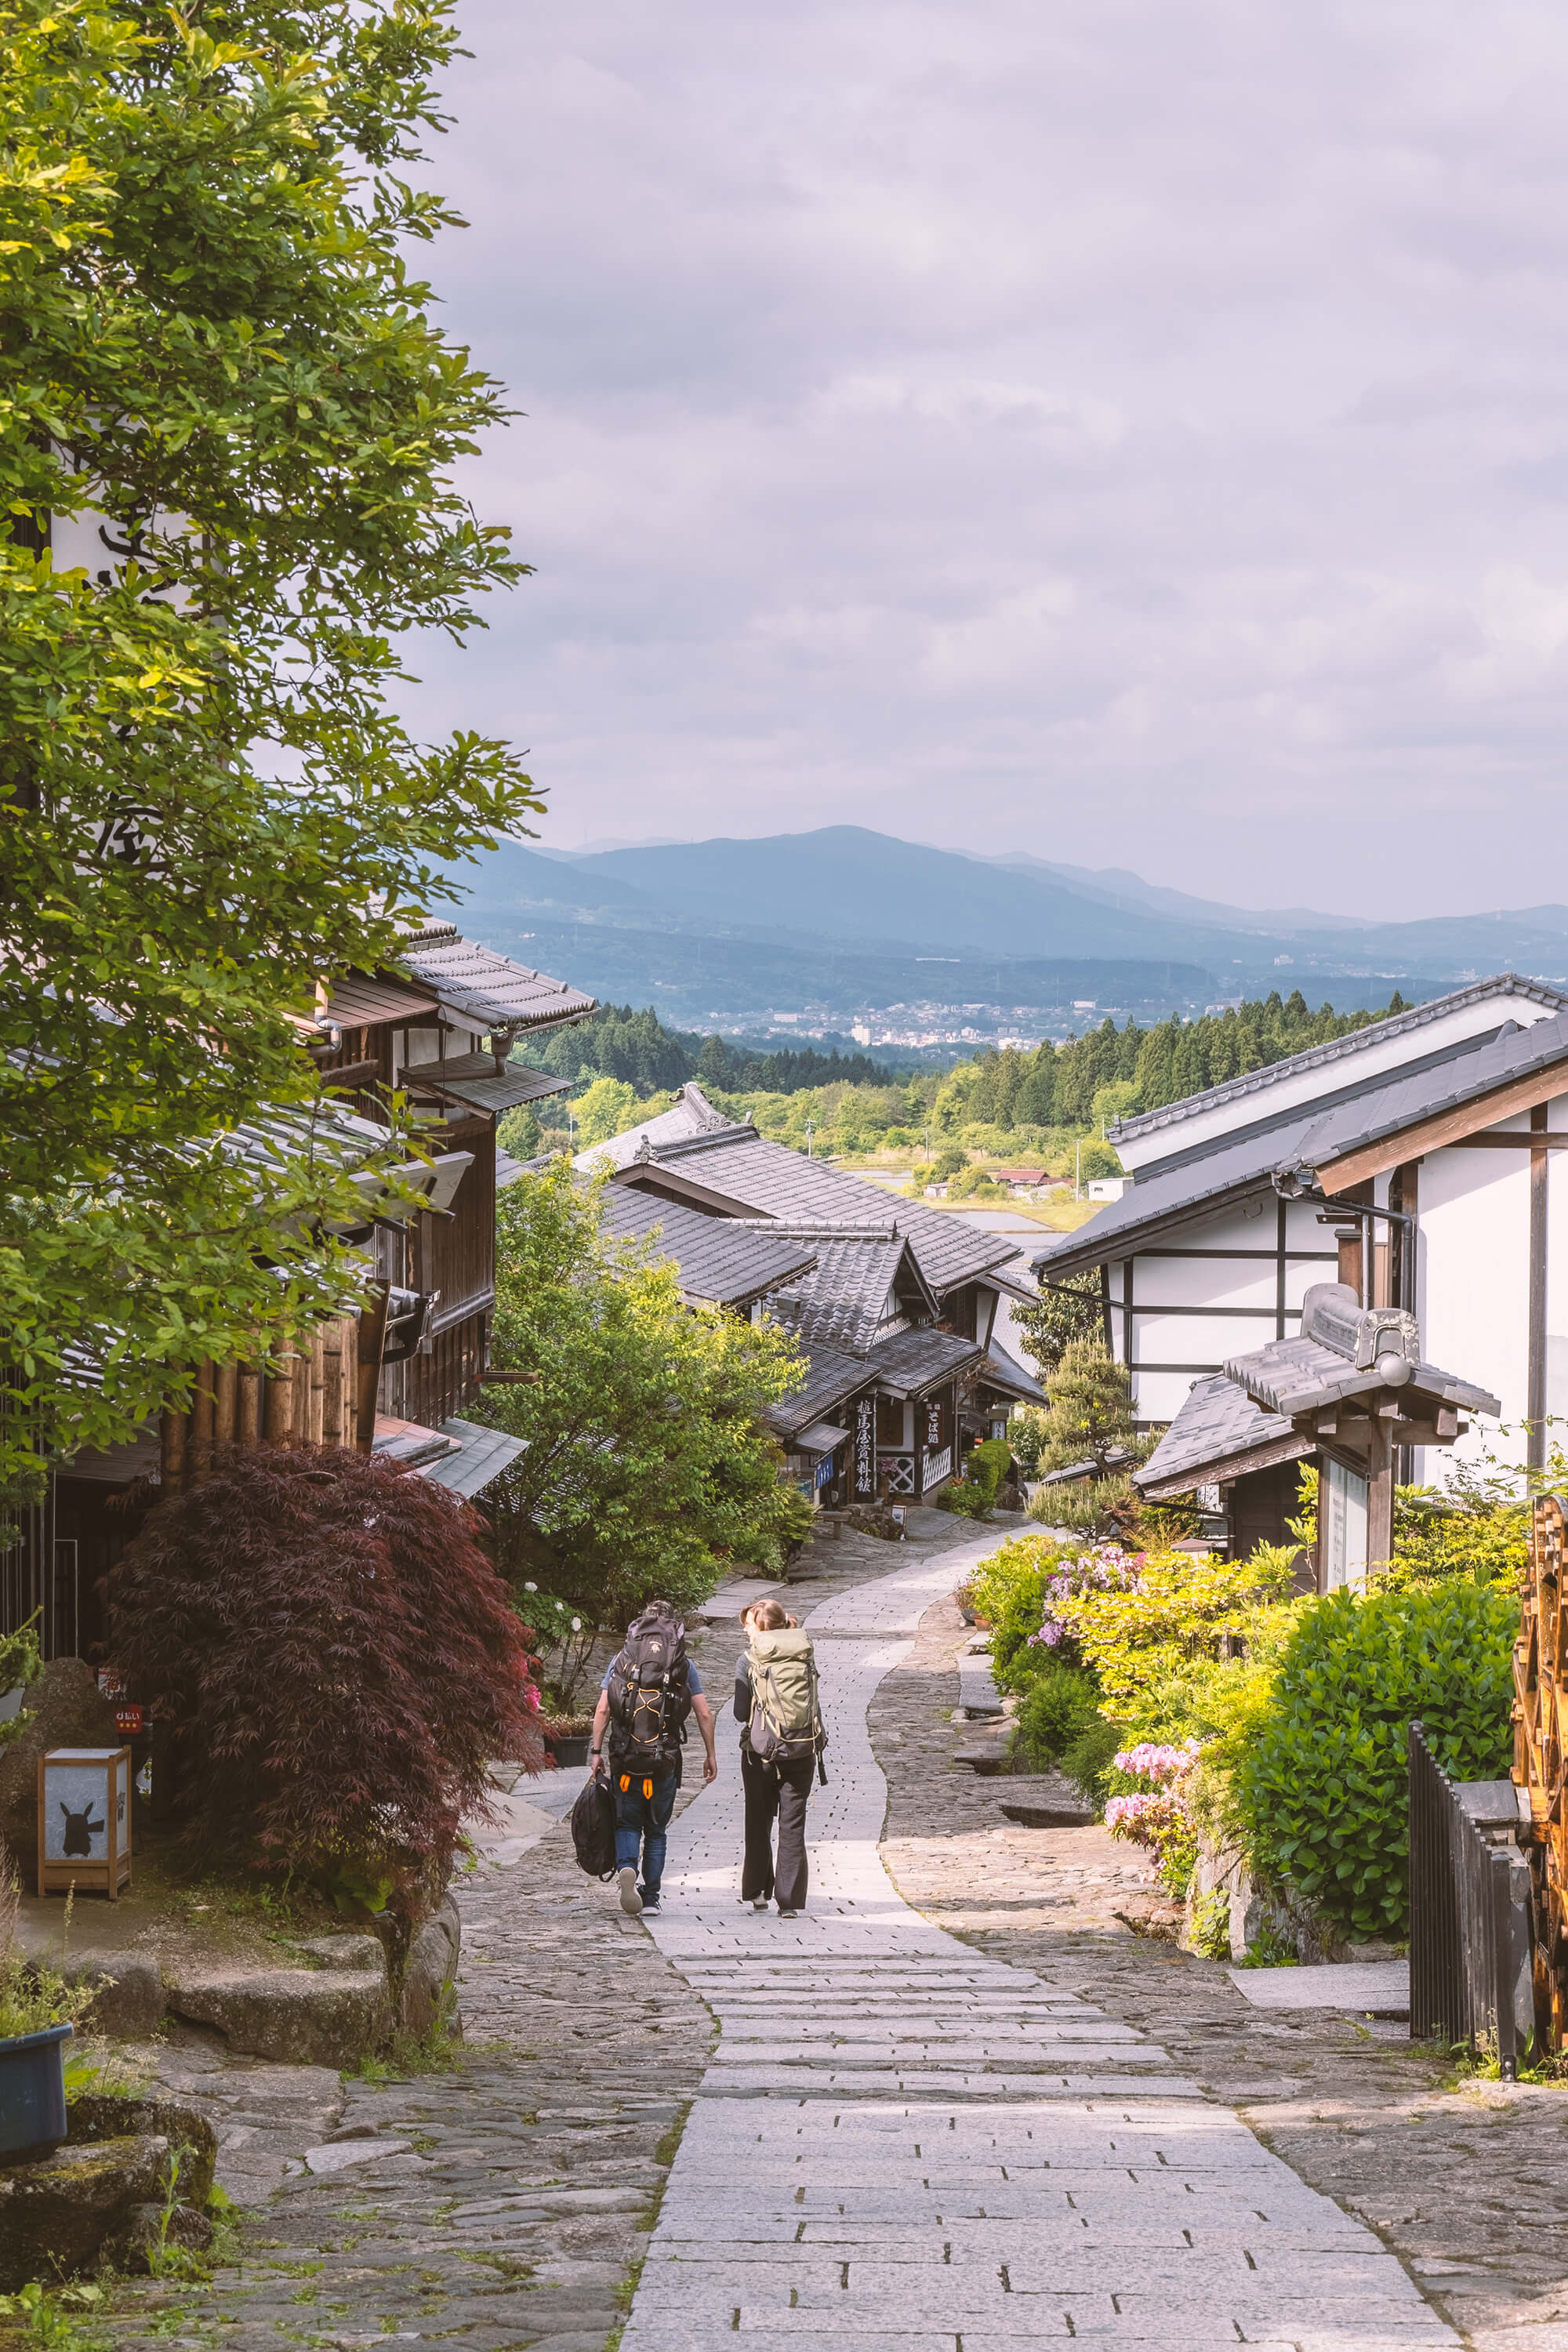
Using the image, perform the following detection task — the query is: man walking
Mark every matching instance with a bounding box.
[590,1599,717,1917]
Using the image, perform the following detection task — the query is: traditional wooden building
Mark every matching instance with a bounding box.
[575,1083,1044,1503]
[4,931,595,1661]
[1136,1283,1499,1589]
[1036,975,1568,1561]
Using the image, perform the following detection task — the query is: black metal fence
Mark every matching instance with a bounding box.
[1408,1720,1533,2077]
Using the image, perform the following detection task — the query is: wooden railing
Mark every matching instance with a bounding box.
[1408,1720,1532,2076]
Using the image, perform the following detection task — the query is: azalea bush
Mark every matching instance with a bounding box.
[1104,1740,1202,1897]
[1049,1541,1301,1734]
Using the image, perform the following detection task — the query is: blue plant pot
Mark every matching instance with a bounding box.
[0,2022,72,2160]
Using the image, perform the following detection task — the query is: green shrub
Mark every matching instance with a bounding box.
[1015,1664,1101,1767]
[967,1438,1012,1500]
[1237,1582,1516,1941]
[1060,1716,1125,1809]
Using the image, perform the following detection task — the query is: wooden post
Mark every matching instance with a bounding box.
[237,1363,262,1447]
[321,1323,344,1448]
[1366,1417,1394,1574]
[264,1345,296,1444]
[291,1340,310,1446]
[214,1361,238,1447]
[190,1362,215,1479]
[307,1324,327,1445]
[355,1283,391,1452]
[1530,1105,1549,1474]
[160,1405,187,1495]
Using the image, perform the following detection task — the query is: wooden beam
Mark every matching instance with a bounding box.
[355,1286,391,1451]
[1530,1104,1549,1473]
[190,1362,215,1479]
[1366,1418,1394,1573]
[237,1364,262,1447]
[1425,1131,1568,1148]
[1317,1060,1568,1194]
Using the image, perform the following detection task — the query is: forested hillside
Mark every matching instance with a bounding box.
[513,989,1410,1165]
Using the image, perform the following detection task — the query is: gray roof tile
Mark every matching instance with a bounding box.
[869,1325,985,1396]
[1222,1334,1501,1420]
[768,1234,936,1356]
[400,927,596,1035]
[1134,1375,1302,1493]
[764,1339,876,1440]
[597,1184,818,1307]
[1111,975,1568,1147]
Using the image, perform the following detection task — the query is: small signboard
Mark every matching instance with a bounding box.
[38,1747,132,1900]
[114,1704,144,1739]
[814,1454,834,1492]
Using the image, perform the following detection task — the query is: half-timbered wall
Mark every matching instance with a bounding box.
[1106,1194,1338,1429]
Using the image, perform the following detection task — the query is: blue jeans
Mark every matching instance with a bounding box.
[612,1768,677,1900]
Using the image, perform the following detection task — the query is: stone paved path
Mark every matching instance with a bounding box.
[626,1539,1459,2352]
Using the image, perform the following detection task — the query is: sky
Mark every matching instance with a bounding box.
[407,0,1568,918]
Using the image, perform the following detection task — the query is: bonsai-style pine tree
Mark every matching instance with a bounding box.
[1035,1341,1143,1477]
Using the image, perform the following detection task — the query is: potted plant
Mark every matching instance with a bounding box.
[0,1850,94,2159]
[540,1715,595,1768]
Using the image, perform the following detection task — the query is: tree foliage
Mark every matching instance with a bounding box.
[107,1446,543,1907]
[1012,1269,1105,1388]
[0,0,543,1493]
[481,1163,804,1640]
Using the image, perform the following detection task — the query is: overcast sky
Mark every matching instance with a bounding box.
[410,0,1568,918]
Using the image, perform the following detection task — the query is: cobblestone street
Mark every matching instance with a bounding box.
[103,1512,1568,2352]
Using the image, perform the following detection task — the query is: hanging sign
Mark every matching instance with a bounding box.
[854,1398,875,1498]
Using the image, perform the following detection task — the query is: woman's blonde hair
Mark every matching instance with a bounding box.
[750,1599,788,1632]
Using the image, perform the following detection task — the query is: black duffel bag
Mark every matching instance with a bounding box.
[570,1770,618,1880]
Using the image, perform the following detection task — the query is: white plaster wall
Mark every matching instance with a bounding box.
[1417,1142,1530,1475]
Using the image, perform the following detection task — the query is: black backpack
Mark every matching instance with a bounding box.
[606,1613,692,1773]
[570,1773,618,1880]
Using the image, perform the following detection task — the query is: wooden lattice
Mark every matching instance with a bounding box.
[1518,1497,1568,2046]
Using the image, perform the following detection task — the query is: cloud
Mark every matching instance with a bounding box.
[400,0,1568,915]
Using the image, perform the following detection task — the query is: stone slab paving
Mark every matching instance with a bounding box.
[1226,1961,1410,2016]
[625,1541,1458,2352]
[878,1585,1568,2352]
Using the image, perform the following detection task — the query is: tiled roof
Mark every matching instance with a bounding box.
[1035,1001,1568,1279]
[1134,1375,1304,1495]
[399,929,596,1036]
[581,1086,1018,1299]
[868,1324,985,1398]
[977,1343,1046,1404]
[1286,1008,1568,1172]
[597,1184,818,1308]
[401,1054,571,1116]
[763,1338,875,1441]
[323,972,439,1028]
[1222,1334,1501,1421]
[1110,975,1568,1146]
[768,1239,914,1356]
[420,1416,527,1498]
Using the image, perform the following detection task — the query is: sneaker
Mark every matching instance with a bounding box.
[778,1907,800,1918]
[641,1893,662,1915]
[750,1894,771,1911]
[619,1867,643,1917]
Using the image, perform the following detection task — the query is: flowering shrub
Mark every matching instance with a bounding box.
[1049,1542,1301,1724]
[1103,1738,1202,1897]
[1029,1544,1143,1651]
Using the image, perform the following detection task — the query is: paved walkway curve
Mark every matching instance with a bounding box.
[629,1537,1458,2352]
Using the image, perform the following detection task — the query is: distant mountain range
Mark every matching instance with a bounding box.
[449,827,1568,1041]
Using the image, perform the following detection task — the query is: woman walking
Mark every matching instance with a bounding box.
[734,1599,826,1918]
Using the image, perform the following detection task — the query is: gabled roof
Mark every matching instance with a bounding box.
[579,1086,1018,1299]
[596,1184,818,1310]
[1287,1007,1568,1185]
[764,1338,877,1442]
[1036,998,1568,1277]
[324,973,439,1028]
[768,1231,938,1356]
[976,1343,1046,1405]
[398,924,596,1036]
[868,1324,985,1398]
[1111,975,1568,1153]
[1134,1375,1306,1499]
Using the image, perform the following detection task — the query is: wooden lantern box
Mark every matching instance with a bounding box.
[38,1747,132,1900]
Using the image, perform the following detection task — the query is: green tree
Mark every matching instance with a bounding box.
[495,1104,544,1162]
[1034,1342,1141,1476]
[575,1075,640,1146]
[1,0,542,1494]
[1014,1269,1104,1381]
[481,1163,804,1642]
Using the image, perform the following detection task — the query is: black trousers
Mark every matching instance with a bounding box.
[740,1745,814,1911]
